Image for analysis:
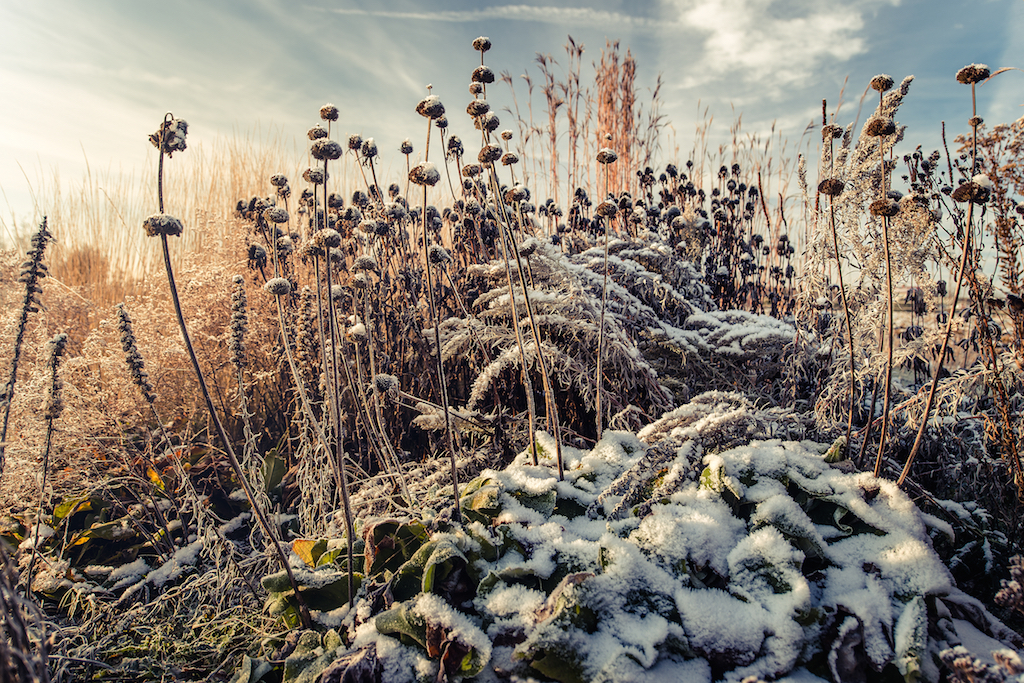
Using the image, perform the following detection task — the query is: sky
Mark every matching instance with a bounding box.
[2,0,1022,238]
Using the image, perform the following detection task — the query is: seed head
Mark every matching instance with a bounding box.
[311,139,344,161]
[478,145,503,164]
[818,178,845,196]
[477,112,500,133]
[467,99,490,117]
[447,135,464,158]
[505,185,527,203]
[596,200,618,217]
[308,124,328,140]
[353,254,378,272]
[865,117,896,137]
[952,180,990,203]
[270,174,288,187]
[435,116,448,130]
[320,103,339,122]
[869,198,900,217]
[143,213,184,237]
[115,304,155,403]
[248,243,267,268]
[462,163,483,177]
[316,229,342,249]
[331,284,344,302]
[821,124,843,140]
[264,206,289,224]
[956,64,990,84]
[428,244,452,266]
[501,151,519,166]
[361,138,378,158]
[373,373,399,398]
[472,66,495,84]
[149,116,188,156]
[400,138,414,155]
[869,74,894,92]
[328,192,345,209]
[42,332,69,420]
[469,82,484,96]
[969,115,984,128]
[348,134,363,151]
[352,273,368,289]
[472,36,491,52]
[501,129,513,141]
[264,277,292,297]
[416,95,446,120]
[409,161,440,187]
[303,167,326,185]
[597,148,618,164]
[229,275,247,369]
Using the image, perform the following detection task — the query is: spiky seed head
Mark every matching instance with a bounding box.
[328,192,345,208]
[308,124,328,140]
[447,135,464,157]
[149,117,188,156]
[264,206,289,224]
[870,74,894,92]
[472,65,495,84]
[469,82,484,96]
[956,64,990,84]
[416,95,446,120]
[264,277,291,296]
[353,254,378,271]
[303,167,326,185]
[373,373,399,397]
[821,124,843,140]
[361,138,378,158]
[435,116,448,129]
[596,200,618,217]
[348,134,363,150]
[478,145,502,164]
[409,161,440,187]
[818,178,845,196]
[597,148,618,164]
[317,228,342,249]
[869,198,900,217]
[311,139,344,160]
[143,213,184,237]
[501,151,519,166]
[472,36,491,52]
[467,99,490,117]
[865,116,896,137]
[505,185,527,203]
[501,129,513,141]
[270,173,289,187]
[352,190,369,207]
[969,115,984,128]
[428,244,452,266]
[462,163,483,177]
[320,103,339,121]
[400,138,413,155]
[477,112,500,133]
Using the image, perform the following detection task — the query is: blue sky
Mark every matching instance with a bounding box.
[2,0,1022,235]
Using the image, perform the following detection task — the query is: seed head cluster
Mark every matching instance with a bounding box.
[116,303,155,404]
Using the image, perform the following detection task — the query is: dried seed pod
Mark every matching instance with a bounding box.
[472,65,495,84]
[818,178,845,196]
[416,95,446,120]
[308,124,328,140]
[320,103,339,122]
[143,213,184,237]
[501,152,519,166]
[447,135,464,158]
[596,200,618,217]
[400,138,413,155]
[469,82,484,96]
[270,174,289,187]
[951,180,990,203]
[869,198,900,217]
[597,148,618,164]
[374,373,399,397]
[353,254,378,271]
[956,63,990,84]
[311,139,344,161]
[409,161,440,187]
[317,229,342,249]
[865,117,896,137]
[428,244,452,266]
[478,144,503,164]
[264,206,289,224]
[821,124,843,140]
[149,117,188,156]
[467,99,490,117]
[472,36,491,52]
[361,138,378,159]
[303,167,326,185]
[477,112,500,133]
[501,129,513,141]
[462,163,483,177]
[347,134,363,151]
[264,277,292,297]
[869,74,894,92]
[505,185,527,203]
[969,116,984,128]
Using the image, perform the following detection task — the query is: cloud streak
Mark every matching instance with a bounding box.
[308,4,660,27]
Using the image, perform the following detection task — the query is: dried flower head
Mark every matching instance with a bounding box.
[361,138,378,158]
[447,135,464,158]
[865,117,896,137]
[41,332,69,420]
[374,373,399,398]
[951,180,990,203]
[409,161,440,187]
[308,124,328,140]
[500,129,513,141]
[472,66,495,84]
[149,116,188,156]
[416,95,446,120]
[478,145,503,164]
[597,148,618,164]
[969,115,984,128]
[869,198,900,217]
[115,303,155,403]
[467,99,490,117]
[870,74,894,92]
[462,163,483,177]
[821,124,843,140]
[435,116,448,130]
[229,275,247,369]
[956,63,990,84]
[264,206,289,224]
[353,254,378,272]
[320,103,339,122]
[501,151,519,166]
[400,138,414,155]
[818,178,845,196]
[472,36,491,52]
[270,174,289,188]
[596,200,618,217]
[311,139,344,161]
[428,244,452,266]
[277,235,294,256]
[352,273,368,289]
[143,213,184,237]
[303,167,326,185]
[477,112,500,133]
[264,277,292,297]
[469,82,484,96]
[348,134,363,151]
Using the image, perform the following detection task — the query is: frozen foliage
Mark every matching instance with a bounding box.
[259,423,1021,682]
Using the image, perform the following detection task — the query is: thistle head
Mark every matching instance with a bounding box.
[143,213,184,237]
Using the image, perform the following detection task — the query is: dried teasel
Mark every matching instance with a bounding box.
[956,63,990,84]
[818,178,845,196]
[143,213,184,237]
[409,161,440,187]
[416,95,446,120]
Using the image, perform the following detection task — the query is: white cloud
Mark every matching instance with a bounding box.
[309,4,658,27]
